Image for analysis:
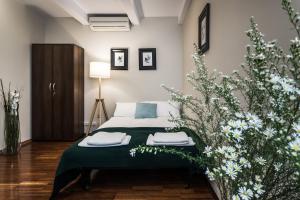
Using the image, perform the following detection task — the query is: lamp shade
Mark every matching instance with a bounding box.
[89,62,111,79]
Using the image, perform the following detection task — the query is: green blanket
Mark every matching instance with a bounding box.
[51,127,203,198]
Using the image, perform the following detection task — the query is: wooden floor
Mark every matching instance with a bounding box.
[0,142,216,200]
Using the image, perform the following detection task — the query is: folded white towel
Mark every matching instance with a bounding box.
[87,132,126,146]
[147,134,195,146]
[153,132,189,143]
[79,135,131,147]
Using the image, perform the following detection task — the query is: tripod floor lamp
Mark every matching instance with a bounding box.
[87,62,110,135]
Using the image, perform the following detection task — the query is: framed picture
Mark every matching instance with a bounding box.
[139,48,156,70]
[198,3,210,53]
[111,48,128,70]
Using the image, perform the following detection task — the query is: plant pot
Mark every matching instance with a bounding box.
[2,111,21,155]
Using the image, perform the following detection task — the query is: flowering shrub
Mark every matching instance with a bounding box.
[131,0,300,199]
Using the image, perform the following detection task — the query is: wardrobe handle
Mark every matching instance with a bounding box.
[49,83,52,92]
[52,83,56,96]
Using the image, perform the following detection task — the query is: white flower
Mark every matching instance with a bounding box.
[255,157,266,166]
[263,128,275,139]
[290,95,297,100]
[221,106,228,111]
[129,149,136,157]
[223,166,237,180]
[277,149,282,154]
[267,112,276,121]
[255,176,262,182]
[227,146,236,153]
[255,53,265,60]
[269,74,281,84]
[233,163,242,172]
[222,165,234,178]
[11,103,18,110]
[272,85,281,90]
[274,163,282,172]
[211,97,219,102]
[293,123,300,135]
[228,120,237,128]
[269,74,299,94]
[289,138,300,153]
[217,147,226,154]
[239,121,248,130]
[238,187,253,200]
[204,146,213,157]
[225,151,238,161]
[222,125,232,135]
[281,81,294,93]
[10,91,16,97]
[254,183,265,195]
[232,195,240,200]
[205,168,215,181]
[10,90,20,99]
[234,120,248,130]
[235,112,244,118]
[222,161,241,180]
[291,37,300,45]
[240,157,251,168]
[246,113,262,129]
[266,43,275,48]
[14,92,20,98]
[232,129,244,142]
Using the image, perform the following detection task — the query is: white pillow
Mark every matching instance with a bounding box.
[114,102,136,117]
[143,101,180,118]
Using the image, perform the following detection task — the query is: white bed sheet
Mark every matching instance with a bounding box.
[99,117,176,129]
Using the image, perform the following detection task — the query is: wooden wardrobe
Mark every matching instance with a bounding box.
[32,44,84,141]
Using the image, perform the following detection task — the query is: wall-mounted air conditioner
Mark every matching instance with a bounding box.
[88,14,131,32]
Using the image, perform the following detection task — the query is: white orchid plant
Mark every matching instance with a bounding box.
[1,79,21,154]
[131,0,300,199]
[0,79,20,116]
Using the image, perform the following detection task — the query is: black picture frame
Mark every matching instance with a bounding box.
[198,3,210,53]
[111,48,128,70]
[139,48,156,70]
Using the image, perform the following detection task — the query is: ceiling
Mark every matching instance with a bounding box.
[76,0,125,14]
[141,0,183,17]
[22,0,191,25]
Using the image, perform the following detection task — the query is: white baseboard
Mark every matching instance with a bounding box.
[84,121,98,126]
[83,121,99,133]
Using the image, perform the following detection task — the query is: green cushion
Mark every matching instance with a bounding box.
[135,103,157,118]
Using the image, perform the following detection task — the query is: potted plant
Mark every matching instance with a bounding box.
[0,79,21,155]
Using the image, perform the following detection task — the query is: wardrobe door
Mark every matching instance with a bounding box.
[73,46,84,139]
[32,44,53,140]
[52,45,74,140]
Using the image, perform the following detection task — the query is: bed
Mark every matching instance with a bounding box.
[50,102,204,199]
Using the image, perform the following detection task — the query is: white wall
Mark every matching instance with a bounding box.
[183,0,300,96]
[0,0,45,149]
[44,17,183,123]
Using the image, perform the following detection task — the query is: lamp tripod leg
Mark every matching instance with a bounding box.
[87,99,99,136]
[98,78,102,125]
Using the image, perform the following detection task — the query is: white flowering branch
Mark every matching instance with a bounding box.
[130,145,206,167]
